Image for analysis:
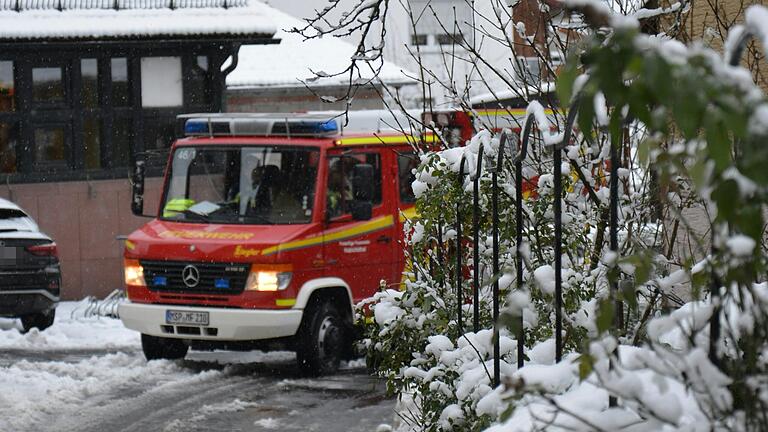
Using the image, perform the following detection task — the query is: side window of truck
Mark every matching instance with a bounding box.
[326,152,382,219]
[398,152,418,204]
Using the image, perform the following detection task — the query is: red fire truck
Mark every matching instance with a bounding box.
[119,111,421,375]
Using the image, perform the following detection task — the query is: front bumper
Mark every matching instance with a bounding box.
[119,302,304,341]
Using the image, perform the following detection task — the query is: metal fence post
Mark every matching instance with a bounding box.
[554,105,581,363]
[473,146,484,333]
[516,118,537,369]
[457,156,467,337]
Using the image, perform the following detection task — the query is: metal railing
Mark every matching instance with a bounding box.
[445,96,630,388]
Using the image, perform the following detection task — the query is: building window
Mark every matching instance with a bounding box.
[186,55,210,107]
[437,33,464,45]
[112,117,132,168]
[143,117,176,155]
[33,127,68,168]
[111,58,129,107]
[81,59,99,109]
[411,34,428,46]
[141,57,183,108]
[0,122,18,173]
[83,117,101,170]
[32,67,65,104]
[0,62,14,112]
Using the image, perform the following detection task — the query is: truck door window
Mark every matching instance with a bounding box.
[397,152,418,204]
[326,153,381,219]
[162,146,319,224]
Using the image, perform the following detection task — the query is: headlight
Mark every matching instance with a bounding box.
[124,258,146,286]
[245,264,292,291]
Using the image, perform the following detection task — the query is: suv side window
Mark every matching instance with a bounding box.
[327,152,382,219]
[397,152,418,204]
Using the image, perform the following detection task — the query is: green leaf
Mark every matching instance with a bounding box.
[556,61,579,108]
[578,353,594,380]
[710,179,740,222]
[736,204,763,240]
[596,298,615,334]
[577,94,595,140]
[620,281,638,311]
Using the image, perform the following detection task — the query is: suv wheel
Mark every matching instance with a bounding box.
[296,301,345,376]
[21,309,55,333]
[141,333,189,361]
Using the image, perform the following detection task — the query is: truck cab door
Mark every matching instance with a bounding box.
[322,149,397,303]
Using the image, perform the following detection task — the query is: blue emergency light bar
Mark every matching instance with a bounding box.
[181,114,340,138]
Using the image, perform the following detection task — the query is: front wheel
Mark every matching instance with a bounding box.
[296,302,346,376]
[21,309,55,332]
[141,334,189,361]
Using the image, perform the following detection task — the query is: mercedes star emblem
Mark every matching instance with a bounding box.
[182,265,200,288]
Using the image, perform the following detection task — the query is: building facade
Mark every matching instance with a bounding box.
[0,0,276,299]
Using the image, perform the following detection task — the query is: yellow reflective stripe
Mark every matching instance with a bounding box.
[323,215,394,243]
[399,207,418,222]
[260,215,395,256]
[474,108,556,117]
[276,298,296,307]
[125,240,135,251]
[336,133,439,146]
[259,235,326,256]
[336,135,416,146]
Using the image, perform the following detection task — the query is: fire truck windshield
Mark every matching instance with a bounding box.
[161,146,320,225]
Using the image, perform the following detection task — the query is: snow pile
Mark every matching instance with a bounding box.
[0,352,221,431]
[0,301,139,350]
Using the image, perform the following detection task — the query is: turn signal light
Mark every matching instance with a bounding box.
[245,264,292,291]
[124,258,146,287]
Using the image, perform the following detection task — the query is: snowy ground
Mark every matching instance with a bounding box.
[0,302,395,432]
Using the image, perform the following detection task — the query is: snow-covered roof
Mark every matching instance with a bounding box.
[469,82,558,106]
[227,6,413,89]
[0,0,275,40]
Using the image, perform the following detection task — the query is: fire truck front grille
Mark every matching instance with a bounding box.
[140,260,250,294]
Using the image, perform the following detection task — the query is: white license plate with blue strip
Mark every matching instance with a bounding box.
[165,310,209,326]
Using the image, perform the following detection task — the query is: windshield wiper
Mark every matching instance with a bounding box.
[242,214,273,225]
[181,209,211,222]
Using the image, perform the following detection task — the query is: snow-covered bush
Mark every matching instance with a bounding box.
[292,0,768,430]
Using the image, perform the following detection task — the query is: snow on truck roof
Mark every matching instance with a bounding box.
[0,0,276,40]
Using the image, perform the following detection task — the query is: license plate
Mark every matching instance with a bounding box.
[165,310,209,326]
[0,247,15,260]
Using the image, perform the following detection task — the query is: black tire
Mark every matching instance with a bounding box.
[296,301,346,376]
[21,309,55,332]
[141,333,189,361]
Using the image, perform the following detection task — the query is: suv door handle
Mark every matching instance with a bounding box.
[376,235,391,244]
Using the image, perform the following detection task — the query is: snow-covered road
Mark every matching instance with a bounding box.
[0,302,396,432]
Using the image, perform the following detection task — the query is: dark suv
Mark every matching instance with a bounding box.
[0,198,60,332]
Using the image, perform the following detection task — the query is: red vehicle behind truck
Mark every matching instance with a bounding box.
[119,112,421,374]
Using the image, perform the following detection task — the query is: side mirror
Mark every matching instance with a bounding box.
[131,160,145,216]
[350,164,374,221]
